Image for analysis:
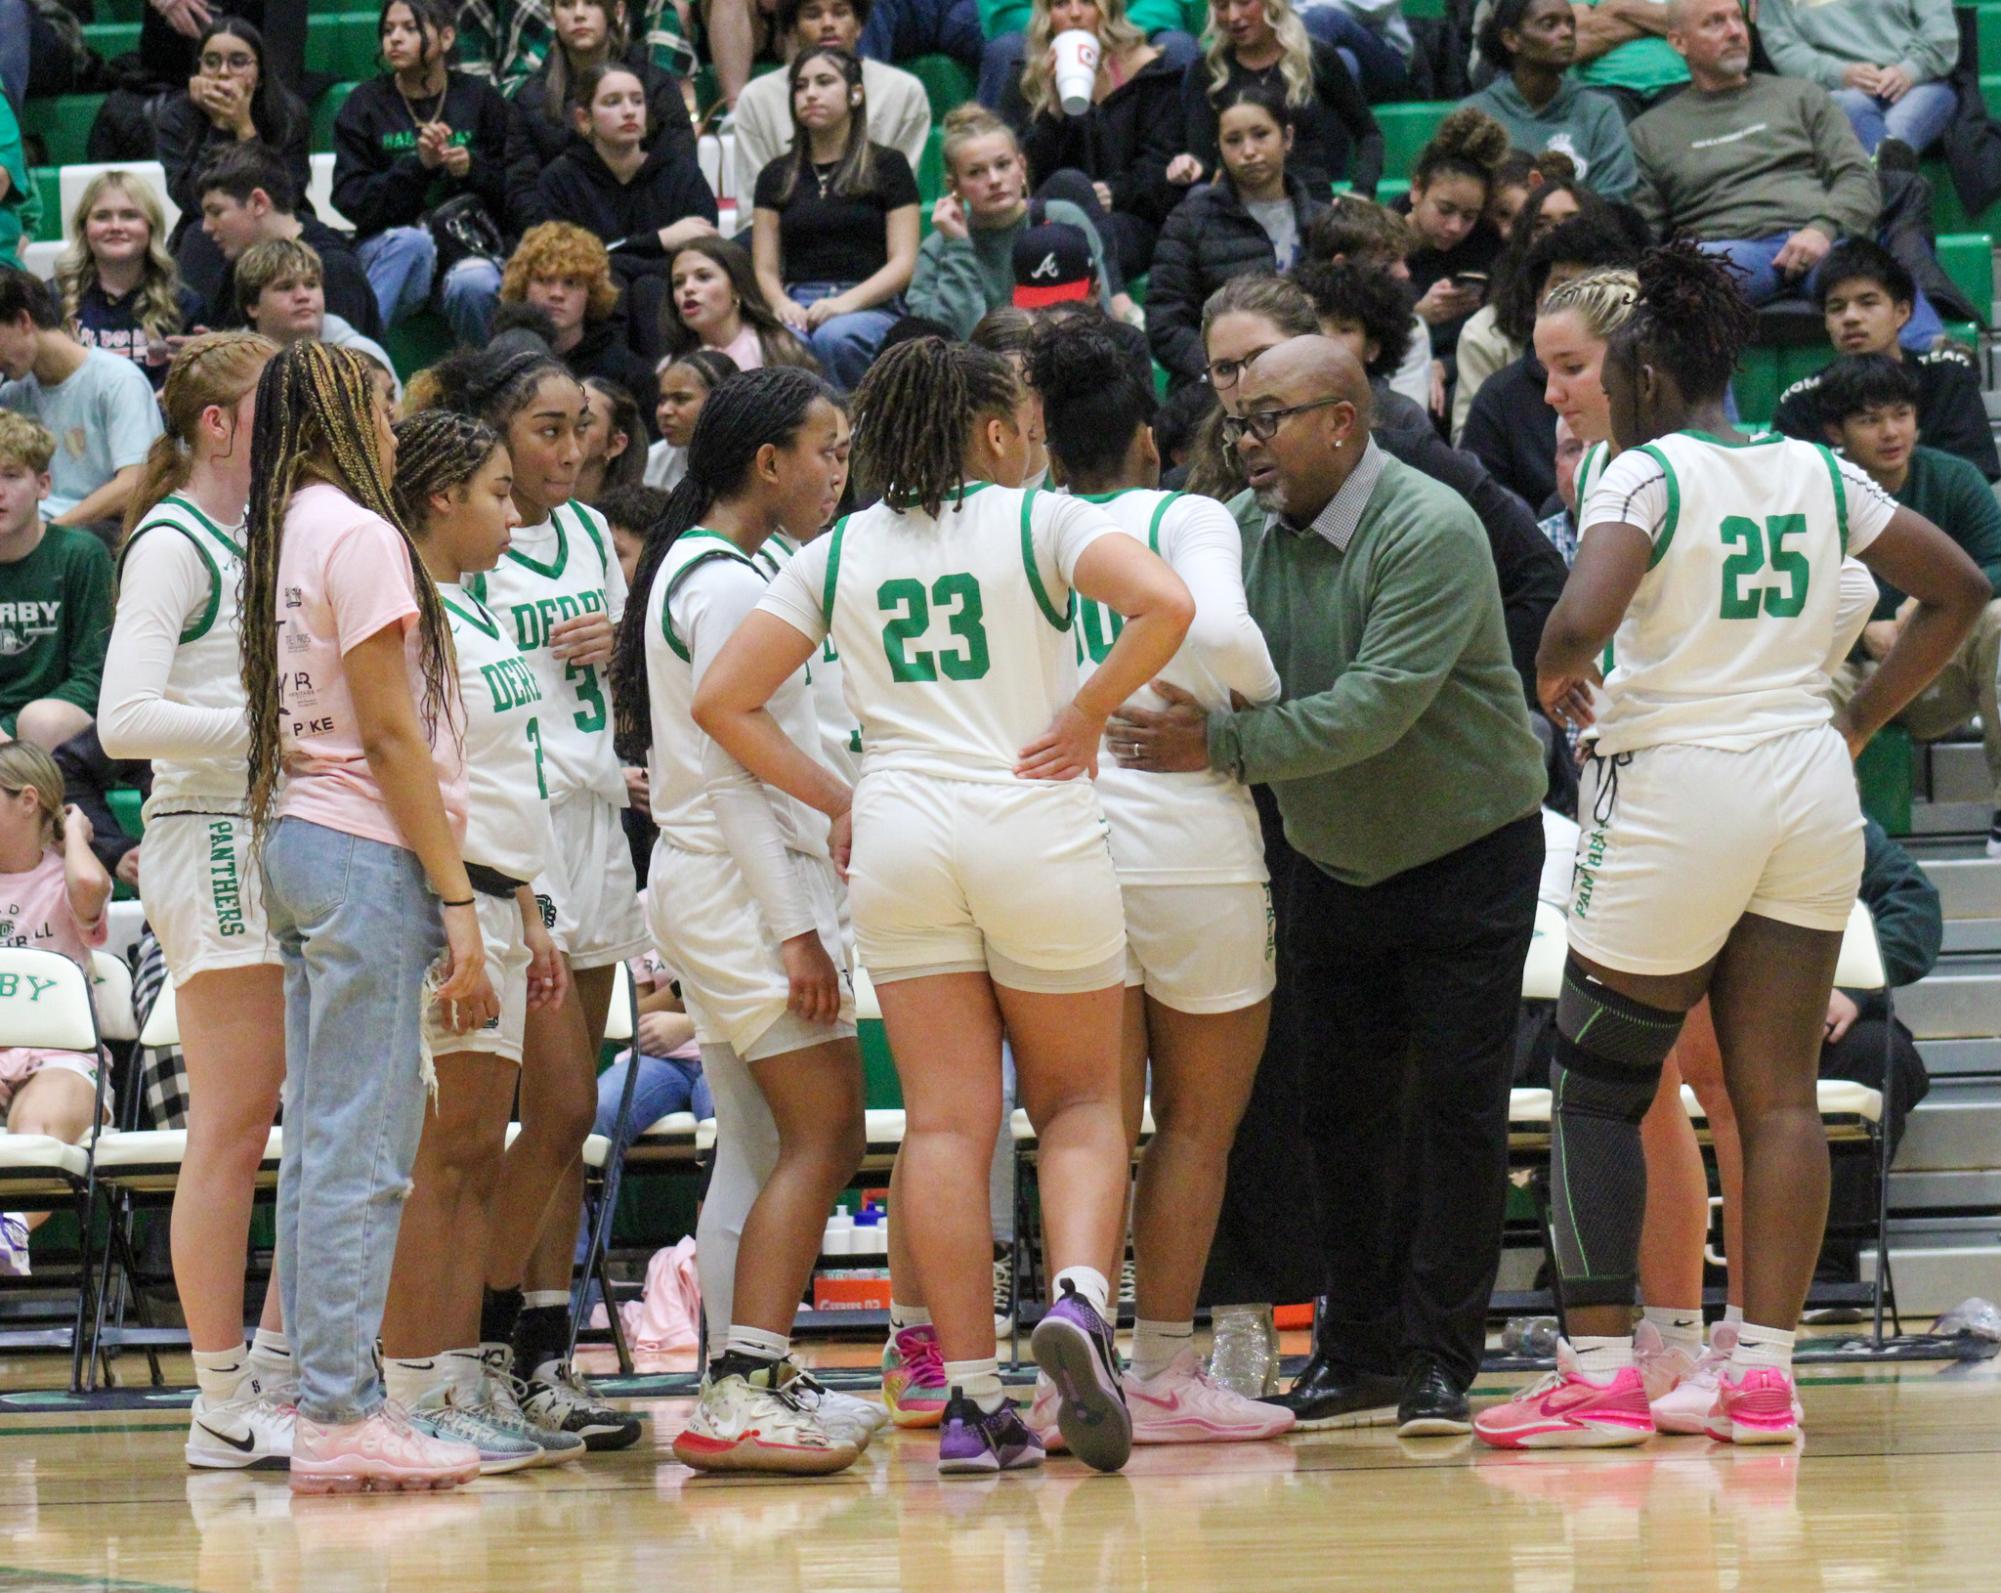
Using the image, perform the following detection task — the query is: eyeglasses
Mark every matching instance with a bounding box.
[1204,347,1275,389]
[200,51,257,72]
[1220,395,1347,445]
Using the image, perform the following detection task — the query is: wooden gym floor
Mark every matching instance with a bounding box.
[0,1333,1995,1592]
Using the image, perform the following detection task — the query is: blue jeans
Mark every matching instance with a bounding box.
[571,1050,715,1275]
[264,818,442,1425]
[977,27,1200,111]
[789,281,901,391]
[441,256,503,346]
[1831,81,1956,157]
[1298,5,1409,101]
[357,226,436,331]
[860,0,985,69]
[1700,235,1945,352]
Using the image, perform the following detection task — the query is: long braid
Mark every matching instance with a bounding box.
[241,341,459,832]
[611,366,836,756]
[1610,239,1755,405]
[392,410,503,532]
[850,338,1020,520]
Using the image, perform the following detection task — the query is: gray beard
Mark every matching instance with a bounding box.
[1252,483,1283,514]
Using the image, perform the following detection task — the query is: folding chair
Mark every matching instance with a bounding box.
[570,960,642,1371]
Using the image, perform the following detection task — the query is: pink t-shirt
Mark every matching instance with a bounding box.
[274,483,468,849]
[0,849,108,969]
[716,325,763,372]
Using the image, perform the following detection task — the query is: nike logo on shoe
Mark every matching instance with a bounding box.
[198,1422,257,1453]
[1129,1388,1182,1413]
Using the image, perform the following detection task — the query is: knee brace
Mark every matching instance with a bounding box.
[1547,958,1686,1309]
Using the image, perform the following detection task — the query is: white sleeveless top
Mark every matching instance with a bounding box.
[440,582,555,884]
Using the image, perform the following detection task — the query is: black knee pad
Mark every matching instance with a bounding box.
[1553,957,1685,1117]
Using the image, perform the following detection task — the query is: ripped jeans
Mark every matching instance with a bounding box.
[264,817,443,1424]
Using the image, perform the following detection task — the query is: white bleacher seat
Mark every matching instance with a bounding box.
[88,952,135,1044]
[853,963,881,1022]
[138,979,178,1051]
[1835,897,1888,993]
[0,946,100,1054]
[22,239,61,281]
[54,162,178,243]
[307,152,350,231]
[104,901,144,966]
[1521,901,1566,1002]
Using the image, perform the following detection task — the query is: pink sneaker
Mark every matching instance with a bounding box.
[1633,1320,1700,1406]
[1651,1322,1733,1435]
[1704,1367,1802,1445]
[290,1406,482,1494]
[1026,1373,1067,1453]
[1124,1349,1296,1444]
[880,1325,949,1429]
[1473,1341,1655,1450]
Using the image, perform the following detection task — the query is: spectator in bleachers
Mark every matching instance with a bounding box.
[907,104,1118,335]
[499,219,662,403]
[1000,0,1189,282]
[855,0,985,71]
[750,47,919,388]
[0,89,33,273]
[234,237,402,398]
[1291,0,1408,101]
[503,0,698,233]
[1288,253,1412,409]
[1398,107,1507,418]
[662,235,818,369]
[1757,0,1958,160]
[1629,0,1951,350]
[646,346,734,486]
[1538,413,1582,560]
[0,0,80,121]
[459,0,699,91]
[138,0,307,101]
[578,373,648,498]
[331,0,512,343]
[732,0,933,209]
[0,411,107,751]
[1176,0,1382,201]
[1481,147,1579,242]
[1450,170,1586,438]
[1816,352,2001,851]
[156,18,312,312]
[196,142,385,338]
[1148,84,1329,388]
[1771,240,1999,482]
[1470,0,1686,125]
[0,267,164,538]
[1304,194,1428,411]
[979,0,1199,114]
[1463,0,1637,203]
[55,172,203,392]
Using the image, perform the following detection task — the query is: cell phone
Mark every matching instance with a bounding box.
[1452,272,1489,290]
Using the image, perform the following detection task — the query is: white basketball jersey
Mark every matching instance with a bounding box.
[758,484,1125,783]
[1071,489,1278,885]
[120,494,251,812]
[644,528,827,855]
[440,582,555,883]
[472,499,627,806]
[1581,431,1895,754]
[758,531,861,784]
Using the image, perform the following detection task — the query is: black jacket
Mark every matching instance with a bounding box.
[1146,172,1329,386]
[1774,343,2000,482]
[331,72,511,244]
[1459,351,1558,510]
[535,140,718,266]
[505,47,698,232]
[1180,40,1383,200]
[1008,52,1185,231]
[155,87,314,239]
[563,315,664,437]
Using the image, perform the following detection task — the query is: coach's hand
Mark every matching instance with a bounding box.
[1110,681,1209,773]
[550,611,615,667]
[781,931,842,1025]
[1538,667,1599,732]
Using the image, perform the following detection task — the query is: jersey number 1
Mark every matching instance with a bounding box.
[1719,514,1810,620]
[878,575,991,682]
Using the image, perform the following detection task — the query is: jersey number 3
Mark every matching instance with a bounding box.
[878,575,991,682]
[1719,513,1810,620]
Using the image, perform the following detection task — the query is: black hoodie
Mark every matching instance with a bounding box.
[1005,51,1185,232]
[535,140,718,266]
[562,314,663,437]
[506,47,697,232]
[331,71,512,244]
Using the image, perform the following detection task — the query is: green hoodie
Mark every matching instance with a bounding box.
[905,198,1114,339]
[1462,76,1640,202]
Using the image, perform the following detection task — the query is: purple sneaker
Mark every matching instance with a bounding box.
[1029,1280,1131,1472]
[937,1390,1045,1476]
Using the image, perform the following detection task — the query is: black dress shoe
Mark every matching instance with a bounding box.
[1397,1360,1471,1437]
[1271,1349,1402,1431]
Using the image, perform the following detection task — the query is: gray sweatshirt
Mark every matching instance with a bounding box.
[1757,0,1960,91]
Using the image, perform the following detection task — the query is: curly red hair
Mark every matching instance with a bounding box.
[499,222,620,321]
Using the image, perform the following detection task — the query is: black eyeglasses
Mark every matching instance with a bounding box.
[200,51,257,72]
[1220,395,1347,445]
[1204,347,1275,389]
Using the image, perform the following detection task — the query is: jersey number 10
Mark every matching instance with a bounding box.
[878,575,992,682]
[1719,513,1810,620]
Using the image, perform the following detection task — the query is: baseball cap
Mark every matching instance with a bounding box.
[1012,222,1095,309]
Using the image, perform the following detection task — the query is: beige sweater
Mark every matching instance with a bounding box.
[1449,306,1521,446]
[730,59,933,224]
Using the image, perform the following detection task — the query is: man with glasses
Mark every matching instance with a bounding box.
[1116,335,1546,1438]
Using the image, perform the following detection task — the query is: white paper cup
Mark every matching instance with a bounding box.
[1051,29,1102,116]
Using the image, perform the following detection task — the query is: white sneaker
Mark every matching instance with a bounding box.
[520,1359,642,1451]
[1650,1322,1802,1434]
[476,1349,588,1465]
[672,1371,860,1475]
[778,1360,887,1451]
[186,1386,293,1471]
[1124,1348,1296,1444]
[1633,1320,1701,1407]
[407,1382,543,1475]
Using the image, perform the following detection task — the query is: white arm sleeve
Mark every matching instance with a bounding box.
[683,559,817,942]
[755,536,834,645]
[97,529,250,763]
[1168,497,1281,705]
[1835,456,1898,556]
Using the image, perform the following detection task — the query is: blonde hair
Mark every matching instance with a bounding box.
[235,237,322,320]
[1203,0,1313,109]
[1022,0,1147,121]
[941,102,1021,180]
[122,331,276,539]
[1539,267,1640,343]
[0,742,63,851]
[55,173,189,347]
[0,410,55,474]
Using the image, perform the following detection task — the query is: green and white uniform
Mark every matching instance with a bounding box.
[758,484,1132,992]
[100,495,276,983]
[1072,488,1281,1013]
[757,531,861,785]
[474,499,646,970]
[1571,431,1896,974]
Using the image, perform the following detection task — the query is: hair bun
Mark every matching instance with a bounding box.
[1428,106,1510,173]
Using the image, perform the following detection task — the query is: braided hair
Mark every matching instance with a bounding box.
[392,409,505,535]
[611,366,839,754]
[1608,238,1755,409]
[122,329,276,539]
[419,345,583,432]
[240,341,457,832]
[849,337,1021,520]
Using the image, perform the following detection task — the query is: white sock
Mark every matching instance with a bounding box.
[944,1357,1006,1413]
[889,1300,931,1331]
[1643,1305,1704,1360]
[1132,1319,1194,1382]
[1571,1335,1634,1382]
[1053,1265,1111,1320]
[722,1323,790,1364]
[1723,1304,1745,1325]
[522,1290,568,1312]
[247,1328,291,1366]
[383,1355,448,1409]
[1729,1323,1795,1375]
[192,1346,248,1403]
[447,1346,487,1395]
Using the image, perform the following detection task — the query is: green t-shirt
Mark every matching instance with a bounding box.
[0,525,112,735]
[1576,0,1690,97]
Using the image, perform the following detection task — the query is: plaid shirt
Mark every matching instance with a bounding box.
[454,0,697,90]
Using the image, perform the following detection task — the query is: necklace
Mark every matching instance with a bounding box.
[813,159,837,199]
[395,69,448,131]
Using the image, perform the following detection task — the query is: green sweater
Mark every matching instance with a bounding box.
[1629,74,1880,243]
[1462,77,1640,203]
[1758,0,1959,91]
[1880,444,2001,619]
[905,199,1113,339]
[0,525,112,733]
[1207,457,1546,887]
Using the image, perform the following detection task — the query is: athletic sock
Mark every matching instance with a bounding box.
[1571,1335,1635,1382]
[1730,1323,1796,1376]
[1723,1304,1745,1326]
[513,1293,570,1383]
[192,1347,249,1403]
[889,1300,931,1332]
[722,1323,791,1363]
[247,1327,291,1366]
[1131,1319,1195,1382]
[384,1355,448,1409]
[446,1346,488,1396]
[1642,1305,1705,1360]
[1054,1265,1112,1320]
[481,1285,524,1349]
[944,1357,1006,1414]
